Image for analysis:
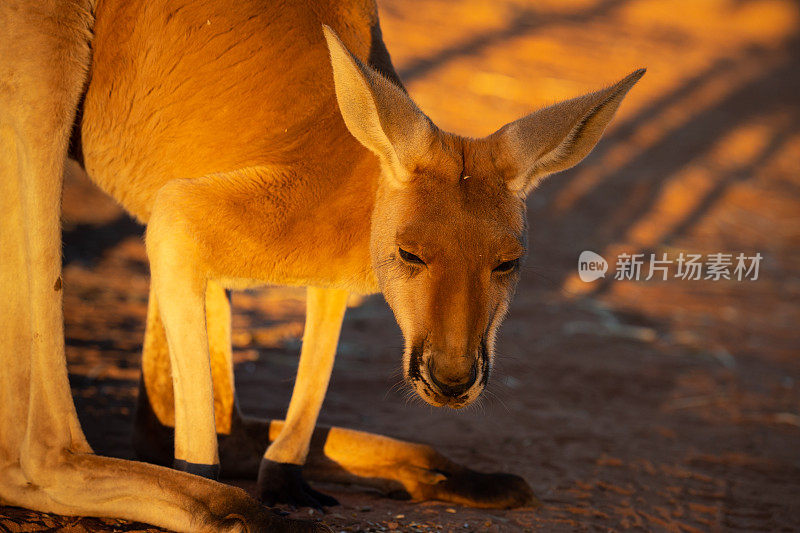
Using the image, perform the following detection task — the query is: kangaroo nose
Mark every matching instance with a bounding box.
[428,359,478,397]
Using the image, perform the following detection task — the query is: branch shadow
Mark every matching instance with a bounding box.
[530,34,800,291]
[399,0,628,82]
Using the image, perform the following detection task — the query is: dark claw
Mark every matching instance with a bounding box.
[305,484,339,507]
[257,458,339,509]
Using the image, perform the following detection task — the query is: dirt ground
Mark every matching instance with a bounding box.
[2,0,799,531]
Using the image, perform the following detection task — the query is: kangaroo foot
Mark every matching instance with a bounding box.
[258,459,339,510]
[134,384,535,509]
[300,426,538,509]
[404,464,538,509]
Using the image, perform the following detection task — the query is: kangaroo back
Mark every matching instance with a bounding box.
[82,0,392,220]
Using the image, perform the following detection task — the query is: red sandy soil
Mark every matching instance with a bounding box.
[2,0,799,531]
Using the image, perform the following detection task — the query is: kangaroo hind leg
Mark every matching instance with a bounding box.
[0,6,316,530]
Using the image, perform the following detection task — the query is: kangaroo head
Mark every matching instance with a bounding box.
[324,26,643,408]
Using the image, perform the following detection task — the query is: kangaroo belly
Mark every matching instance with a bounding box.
[82,0,377,222]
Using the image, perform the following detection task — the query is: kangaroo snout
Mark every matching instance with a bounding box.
[428,357,478,398]
[405,344,486,408]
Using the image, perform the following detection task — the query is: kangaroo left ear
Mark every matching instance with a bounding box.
[323,25,434,187]
[490,69,645,196]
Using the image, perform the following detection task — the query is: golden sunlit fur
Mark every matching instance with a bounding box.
[1,0,642,528]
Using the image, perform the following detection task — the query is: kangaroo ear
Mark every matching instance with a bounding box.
[491,69,645,195]
[323,25,434,186]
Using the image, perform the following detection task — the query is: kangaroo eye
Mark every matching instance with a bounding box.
[493,258,519,274]
[398,247,426,266]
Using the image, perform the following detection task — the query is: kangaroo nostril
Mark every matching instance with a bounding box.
[427,360,478,397]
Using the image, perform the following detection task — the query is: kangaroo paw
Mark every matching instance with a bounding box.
[417,466,538,509]
[258,459,339,510]
[219,506,330,533]
[389,461,538,509]
[436,468,539,508]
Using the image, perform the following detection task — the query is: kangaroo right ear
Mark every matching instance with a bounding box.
[323,25,434,186]
[491,68,645,196]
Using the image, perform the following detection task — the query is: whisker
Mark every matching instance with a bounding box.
[466,395,485,416]
[384,377,408,401]
[484,388,510,413]
[492,353,524,364]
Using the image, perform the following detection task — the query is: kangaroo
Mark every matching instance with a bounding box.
[0,0,643,530]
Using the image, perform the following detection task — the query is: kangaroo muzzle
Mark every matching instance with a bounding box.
[405,342,489,409]
[428,357,478,398]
